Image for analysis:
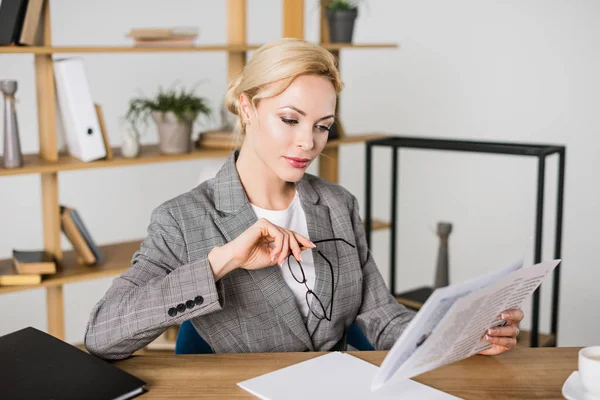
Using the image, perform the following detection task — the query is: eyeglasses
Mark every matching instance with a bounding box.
[285,238,355,322]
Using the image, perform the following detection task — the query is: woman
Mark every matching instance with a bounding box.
[84,38,522,360]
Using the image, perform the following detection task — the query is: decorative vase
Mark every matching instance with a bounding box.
[151,111,195,154]
[1,80,24,169]
[326,8,358,43]
[434,222,452,288]
[121,129,140,158]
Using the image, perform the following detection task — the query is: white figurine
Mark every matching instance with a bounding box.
[121,129,140,158]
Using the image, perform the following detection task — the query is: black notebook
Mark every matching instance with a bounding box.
[0,327,146,400]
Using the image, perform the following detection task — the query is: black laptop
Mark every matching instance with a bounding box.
[0,327,146,400]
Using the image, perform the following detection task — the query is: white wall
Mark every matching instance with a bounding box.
[1,0,598,347]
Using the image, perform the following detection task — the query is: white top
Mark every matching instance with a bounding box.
[250,191,316,321]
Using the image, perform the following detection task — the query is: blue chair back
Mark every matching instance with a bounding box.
[175,320,374,354]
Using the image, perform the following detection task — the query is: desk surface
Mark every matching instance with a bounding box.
[114,347,579,399]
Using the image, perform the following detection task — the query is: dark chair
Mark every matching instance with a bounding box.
[175,320,374,354]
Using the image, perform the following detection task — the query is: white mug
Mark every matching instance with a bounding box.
[579,346,600,396]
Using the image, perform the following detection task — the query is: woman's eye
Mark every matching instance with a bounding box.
[315,125,331,133]
[281,118,298,125]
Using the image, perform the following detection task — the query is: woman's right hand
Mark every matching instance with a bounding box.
[208,218,315,281]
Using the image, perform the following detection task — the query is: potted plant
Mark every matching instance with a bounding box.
[126,86,211,154]
[322,0,362,43]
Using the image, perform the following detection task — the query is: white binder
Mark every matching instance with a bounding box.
[53,57,107,162]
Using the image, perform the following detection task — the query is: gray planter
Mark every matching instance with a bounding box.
[326,9,358,43]
[151,111,195,154]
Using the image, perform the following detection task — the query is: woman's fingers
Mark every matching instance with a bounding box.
[487,324,520,339]
[259,220,283,263]
[288,233,303,263]
[294,232,316,250]
[278,231,290,266]
[501,309,524,323]
[256,219,317,266]
[485,335,517,349]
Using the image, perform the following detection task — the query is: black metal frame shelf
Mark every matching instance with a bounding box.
[364,135,566,347]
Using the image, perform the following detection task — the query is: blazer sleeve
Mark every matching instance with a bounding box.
[84,206,225,360]
[350,195,416,350]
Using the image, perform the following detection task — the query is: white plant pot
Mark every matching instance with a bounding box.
[151,111,195,154]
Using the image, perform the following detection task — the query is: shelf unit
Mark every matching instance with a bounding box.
[0,43,397,54]
[364,136,566,348]
[0,0,398,343]
[0,133,385,177]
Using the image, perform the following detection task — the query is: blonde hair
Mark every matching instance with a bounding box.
[225,38,344,145]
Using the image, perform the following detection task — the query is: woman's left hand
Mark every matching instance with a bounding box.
[478,308,524,356]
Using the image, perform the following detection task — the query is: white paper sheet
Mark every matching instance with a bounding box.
[237,352,460,400]
[372,259,561,390]
[371,258,523,390]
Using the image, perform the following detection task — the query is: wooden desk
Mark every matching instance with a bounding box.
[113,347,579,399]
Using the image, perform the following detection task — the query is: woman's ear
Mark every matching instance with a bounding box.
[239,93,252,124]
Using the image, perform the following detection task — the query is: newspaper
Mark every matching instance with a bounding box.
[371,258,561,391]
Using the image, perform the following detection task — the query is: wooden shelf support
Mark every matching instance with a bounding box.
[283,0,304,39]
[227,0,247,82]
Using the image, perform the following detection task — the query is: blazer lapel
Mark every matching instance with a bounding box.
[297,179,340,338]
[212,151,314,351]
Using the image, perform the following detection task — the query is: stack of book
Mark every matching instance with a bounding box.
[195,130,237,149]
[0,0,44,46]
[0,206,104,287]
[125,27,199,47]
[0,250,56,286]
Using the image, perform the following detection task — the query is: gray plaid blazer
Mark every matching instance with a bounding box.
[84,150,415,360]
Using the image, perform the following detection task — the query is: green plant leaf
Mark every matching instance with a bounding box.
[125,84,213,135]
[322,0,362,11]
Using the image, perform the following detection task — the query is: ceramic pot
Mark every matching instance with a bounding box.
[326,9,358,43]
[151,111,196,154]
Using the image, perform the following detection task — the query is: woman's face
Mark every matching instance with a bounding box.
[242,74,337,183]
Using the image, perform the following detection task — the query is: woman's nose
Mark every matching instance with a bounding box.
[296,129,314,151]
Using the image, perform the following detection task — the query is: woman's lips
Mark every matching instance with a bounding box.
[284,156,310,169]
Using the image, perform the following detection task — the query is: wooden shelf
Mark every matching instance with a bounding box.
[0,133,387,177]
[0,240,142,295]
[371,219,391,231]
[0,43,397,54]
[517,330,556,348]
[0,215,389,295]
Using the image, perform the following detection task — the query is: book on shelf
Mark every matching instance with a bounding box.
[133,38,195,48]
[60,206,104,265]
[0,0,44,46]
[195,130,236,149]
[94,103,113,160]
[126,26,198,47]
[0,259,41,286]
[18,0,43,46]
[12,250,56,275]
[125,26,199,39]
[0,0,28,46]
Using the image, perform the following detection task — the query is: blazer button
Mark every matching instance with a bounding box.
[168,307,177,317]
[186,300,195,309]
[177,303,186,313]
[194,296,204,305]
